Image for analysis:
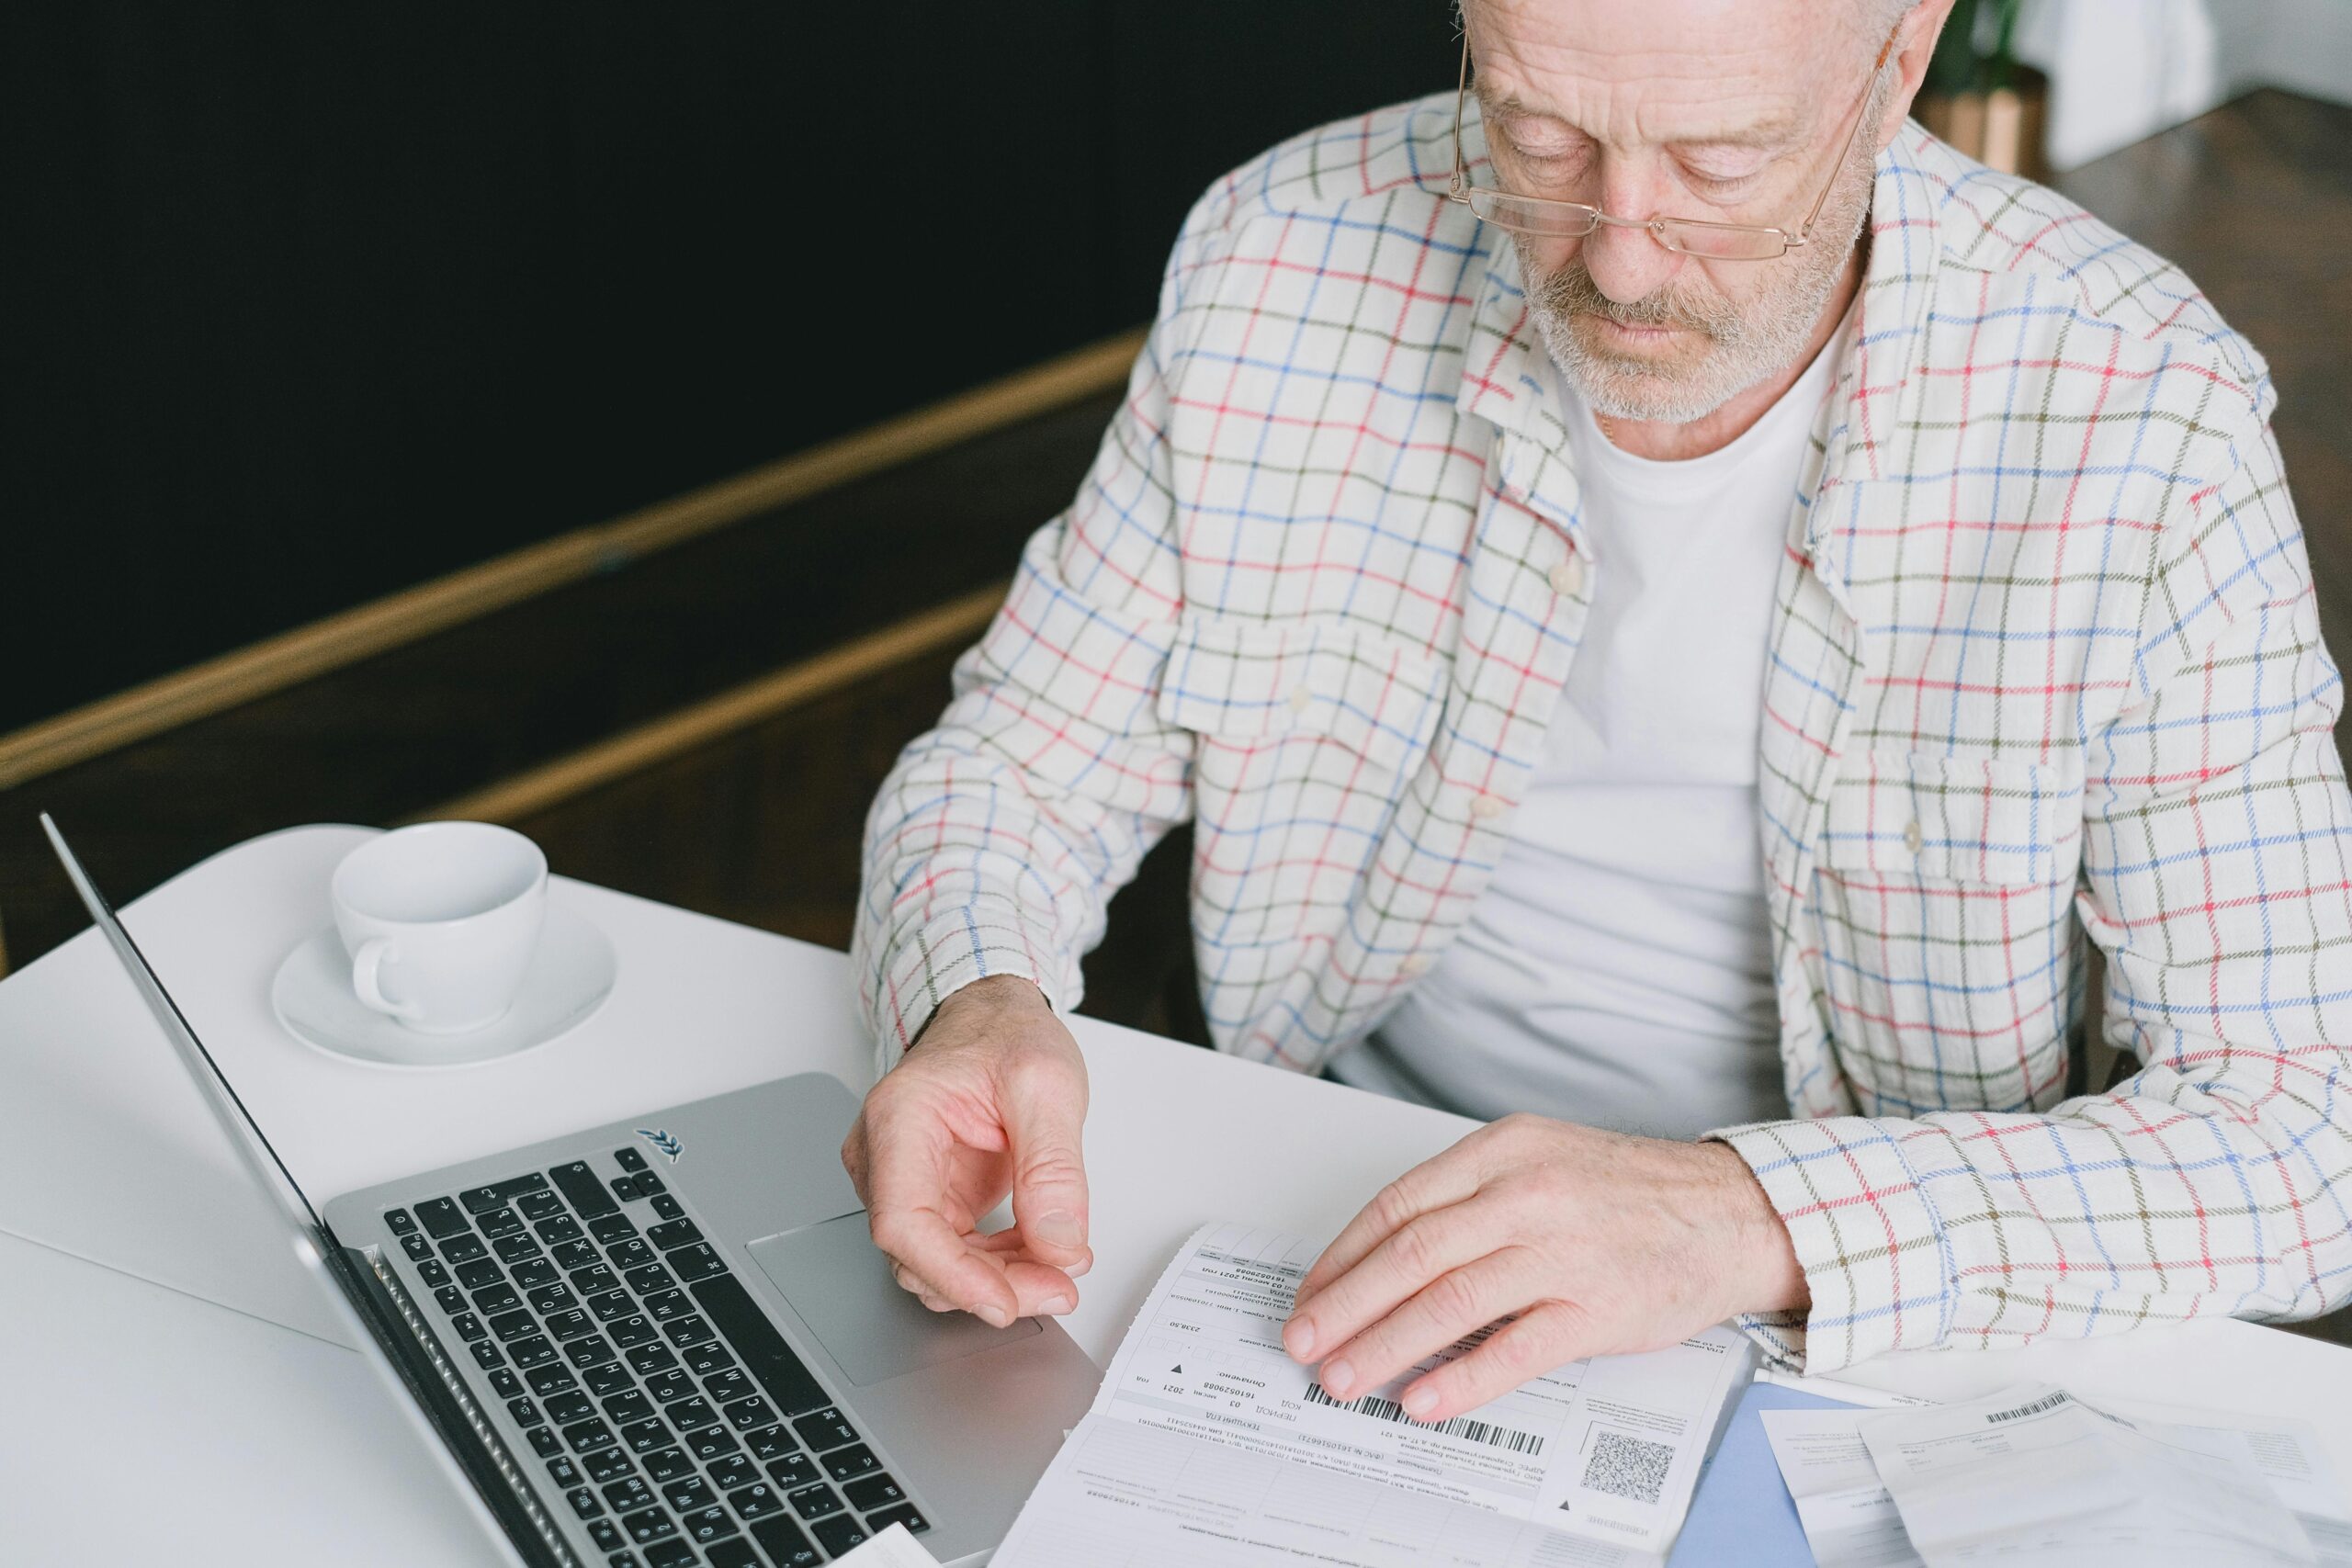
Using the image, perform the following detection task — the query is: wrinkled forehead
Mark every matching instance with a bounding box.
[1464,0,1861,148]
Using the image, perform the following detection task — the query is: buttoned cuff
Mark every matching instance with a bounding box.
[1710,1116,1961,1375]
[863,898,1079,1079]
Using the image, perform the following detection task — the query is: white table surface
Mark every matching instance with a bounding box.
[4,824,2348,1563]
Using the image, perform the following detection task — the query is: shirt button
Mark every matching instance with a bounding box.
[1902,819,1925,855]
[1548,556,1585,597]
[1398,955,1432,980]
[1469,794,1505,821]
[1288,685,1313,716]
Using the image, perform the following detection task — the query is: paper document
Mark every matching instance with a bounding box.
[1759,1408,1926,1568]
[992,1222,1753,1567]
[1858,1382,2330,1567]
[829,1522,941,1565]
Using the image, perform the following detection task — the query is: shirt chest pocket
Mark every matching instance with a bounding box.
[1820,750,2084,886]
[1158,615,1448,778]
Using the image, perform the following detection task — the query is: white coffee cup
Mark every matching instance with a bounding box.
[330,822,548,1034]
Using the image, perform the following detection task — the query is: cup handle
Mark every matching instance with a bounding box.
[351,938,425,1022]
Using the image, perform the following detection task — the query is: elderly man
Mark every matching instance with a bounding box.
[842,0,2352,1422]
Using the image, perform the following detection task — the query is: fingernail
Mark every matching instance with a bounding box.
[978,1303,1013,1328]
[1034,1210,1082,1249]
[1322,1359,1353,1397]
[1402,1383,1437,1417]
[1044,1293,1074,1314]
[1068,1255,1091,1278]
[1283,1317,1317,1359]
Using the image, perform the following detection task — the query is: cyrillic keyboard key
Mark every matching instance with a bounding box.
[786,1482,843,1520]
[400,1233,433,1262]
[764,1452,819,1491]
[456,1258,503,1291]
[810,1514,868,1556]
[414,1198,467,1237]
[583,1446,634,1485]
[669,1244,726,1282]
[750,1514,822,1567]
[646,1540,698,1568]
[526,1426,562,1458]
[707,1454,759,1492]
[646,1219,704,1251]
[865,1502,929,1536]
[682,1504,740,1544]
[549,1161,618,1220]
[791,1408,857,1452]
[728,1480,785,1521]
[621,1505,677,1544]
[591,1213,639,1246]
[822,1443,879,1482]
[384,1208,417,1235]
[643,1447,693,1483]
[842,1473,905,1512]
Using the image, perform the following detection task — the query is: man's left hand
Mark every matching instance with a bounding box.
[1282,1114,1808,1424]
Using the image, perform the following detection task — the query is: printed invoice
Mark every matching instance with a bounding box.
[991,1222,1752,1568]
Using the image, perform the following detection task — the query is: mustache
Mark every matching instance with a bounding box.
[1532,257,1742,341]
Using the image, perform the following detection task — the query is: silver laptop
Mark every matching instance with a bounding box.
[42,815,1096,1568]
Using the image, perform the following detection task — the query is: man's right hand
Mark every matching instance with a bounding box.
[840,975,1092,1327]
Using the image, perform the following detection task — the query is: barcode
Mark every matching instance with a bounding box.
[1302,1382,1545,1455]
[1580,1429,1674,1506]
[1986,1392,2070,1425]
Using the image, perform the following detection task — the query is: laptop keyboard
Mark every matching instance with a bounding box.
[384,1152,929,1567]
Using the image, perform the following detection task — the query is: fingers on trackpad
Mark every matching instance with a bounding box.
[746,1214,1040,1387]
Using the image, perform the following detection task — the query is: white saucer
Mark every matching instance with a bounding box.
[271,902,617,1070]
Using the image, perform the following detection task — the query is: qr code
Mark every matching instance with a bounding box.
[1578,1429,1674,1506]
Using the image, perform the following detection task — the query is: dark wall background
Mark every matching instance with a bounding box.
[1,2,1454,732]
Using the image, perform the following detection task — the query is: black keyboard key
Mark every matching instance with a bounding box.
[547,1455,582,1488]
[690,1276,831,1419]
[517,1188,566,1222]
[643,1447,694,1483]
[577,1446,630,1487]
[572,1264,621,1297]
[764,1453,819,1490]
[415,1198,468,1237]
[456,1257,504,1291]
[590,1290,636,1323]
[416,1258,451,1288]
[473,1280,522,1315]
[616,1146,649,1172]
[385,1207,417,1235]
[669,1397,719,1431]
[526,1425,563,1458]
[682,1505,739,1544]
[530,1282,580,1315]
[727,1480,786,1521]
[606,1239,657,1272]
[434,1285,467,1315]
[550,1161,619,1220]
[842,1473,905,1513]
[664,1315,716,1349]
[750,1515,822,1568]
[625,1264,676,1298]
[821,1443,879,1483]
[791,1408,858,1453]
[586,1517,625,1552]
[566,1485,604,1519]
[643,1289,691,1322]
[470,1341,506,1371]
[492,1233,542,1265]
[460,1174,548,1213]
[682,1342,735,1379]
[449,1312,487,1342]
[687,1426,741,1462]
[564,1418,618,1454]
[646,1219,704,1251]
[604,1390,656,1427]
[620,1417,671,1455]
[866,1502,928,1536]
[612,1176,639,1202]
[505,1396,542,1427]
[536,1214,585,1246]
[707,1542,759,1568]
[810,1514,867,1556]
[650,1194,684,1222]
[724,1397,777,1433]
[587,1360,636,1398]
[400,1233,433,1262]
[702,1370,752,1405]
[745,1427,795,1462]
[440,1234,488,1265]
[554,1238,600,1271]
[568,1336,617,1370]
[670,1245,727,1283]
[645,1542,697,1568]
[591,1213,639,1246]
[662,1476,717,1513]
[635,1173,666,1197]
[477,1207,525,1240]
[547,1391,597,1426]
[647,1369,695,1404]
[603,1475,656,1513]
[787,1483,843,1521]
[511,1337,559,1371]
[488,1366,524,1400]
[547,1310,594,1341]
[491,1309,537,1342]
[525,1361,576,1396]
[628,1343,680,1377]
[707,1454,760,1493]
[611,1314,659,1348]
[621,1506,677,1544]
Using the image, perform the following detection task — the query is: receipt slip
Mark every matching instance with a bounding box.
[827,1523,940,1566]
[1859,1382,2332,1568]
[990,1221,1753,1568]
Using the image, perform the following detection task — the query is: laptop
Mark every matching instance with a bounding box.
[41,815,1098,1567]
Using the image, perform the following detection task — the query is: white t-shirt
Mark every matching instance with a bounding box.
[1327,317,1849,1137]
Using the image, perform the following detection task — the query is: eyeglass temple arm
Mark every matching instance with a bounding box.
[1796,20,1904,242]
[1451,34,1471,196]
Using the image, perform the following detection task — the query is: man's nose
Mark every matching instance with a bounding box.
[1580,161,1682,305]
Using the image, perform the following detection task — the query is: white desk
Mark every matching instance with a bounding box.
[4,825,2347,1563]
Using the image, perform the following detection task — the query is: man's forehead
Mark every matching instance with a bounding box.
[1466,0,1846,143]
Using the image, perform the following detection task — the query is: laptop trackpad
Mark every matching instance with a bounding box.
[747,1213,1041,1387]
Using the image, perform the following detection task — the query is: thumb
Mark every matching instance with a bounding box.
[1000,1059,1090,1264]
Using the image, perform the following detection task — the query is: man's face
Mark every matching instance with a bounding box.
[1468,0,1892,423]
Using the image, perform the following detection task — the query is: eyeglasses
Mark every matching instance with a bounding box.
[1448,21,1901,261]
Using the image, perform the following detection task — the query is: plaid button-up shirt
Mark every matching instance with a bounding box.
[854,99,2352,1371]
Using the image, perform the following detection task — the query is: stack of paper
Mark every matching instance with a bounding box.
[1763,1382,2352,1568]
[992,1222,1754,1567]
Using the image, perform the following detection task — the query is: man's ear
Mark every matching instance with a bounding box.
[1877,0,1964,152]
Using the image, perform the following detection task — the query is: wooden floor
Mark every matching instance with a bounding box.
[3,89,2346,1334]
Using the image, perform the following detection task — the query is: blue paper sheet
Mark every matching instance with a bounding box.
[1668,1380,1863,1566]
